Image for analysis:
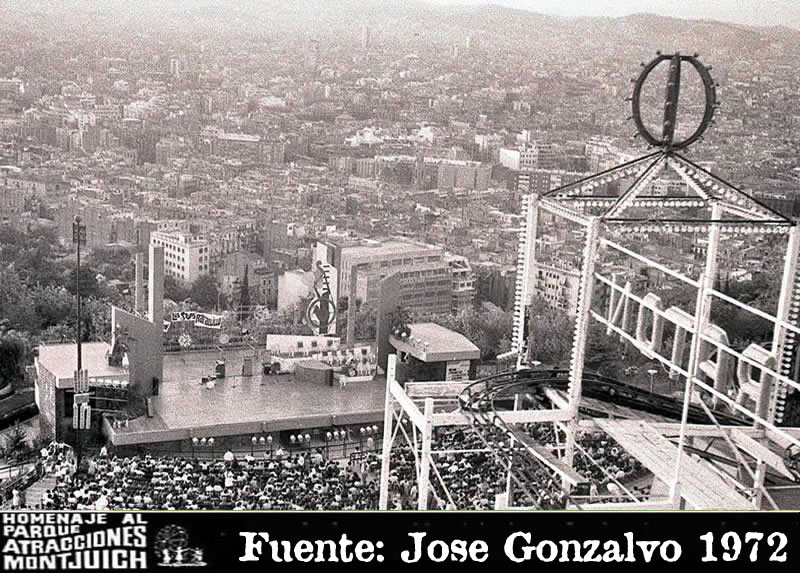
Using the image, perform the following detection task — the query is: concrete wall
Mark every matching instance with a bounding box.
[34,360,57,440]
[277,269,314,312]
[375,272,403,371]
[112,307,162,398]
[148,244,164,327]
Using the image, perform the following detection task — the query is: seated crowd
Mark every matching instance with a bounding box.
[36,425,645,510]
[41,449,378,510]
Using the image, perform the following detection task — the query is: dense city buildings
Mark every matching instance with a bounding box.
[316,237,475,313]
[2,1,800,515]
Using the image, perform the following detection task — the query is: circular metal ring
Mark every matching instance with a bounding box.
[631,54,717,151]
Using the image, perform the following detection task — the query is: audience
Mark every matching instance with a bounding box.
[42,450,377,510]
[38,425,646,510]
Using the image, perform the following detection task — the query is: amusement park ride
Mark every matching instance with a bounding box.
[379,53,800,511]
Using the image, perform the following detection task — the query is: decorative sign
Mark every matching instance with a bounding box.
[156,524,207,567]
[306,261,337,335]
[604,274,775,412]
[630,53,717,150]
[73,369,89,393]
[446,360,471,382]
[72,369,91,430]
[178,333,193,349]
[163,311,223,332]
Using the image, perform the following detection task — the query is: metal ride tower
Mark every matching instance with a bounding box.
[379,53,800,511]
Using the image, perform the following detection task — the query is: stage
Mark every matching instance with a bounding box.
[106,349,386,446]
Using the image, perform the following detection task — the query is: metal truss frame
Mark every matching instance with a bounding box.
[380,144,800,511]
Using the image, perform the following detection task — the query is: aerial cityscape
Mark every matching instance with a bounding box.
[1,0,800,514]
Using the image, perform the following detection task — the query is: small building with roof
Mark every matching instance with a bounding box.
[389,322,480,383]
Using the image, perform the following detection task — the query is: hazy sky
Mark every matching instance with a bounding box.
[423,0,800,29]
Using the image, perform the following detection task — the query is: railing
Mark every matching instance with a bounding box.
[0,460,39,508]
[109,441,382,462]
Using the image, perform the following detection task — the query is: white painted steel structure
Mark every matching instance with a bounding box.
[378,148,800,510]
[379,54,800,509]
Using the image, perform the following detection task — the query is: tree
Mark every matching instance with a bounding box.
[0,268,37,330]
[414,304,514,361]
[0,224,67,287]
[238,265,251,323]
[353,302,377,341]
[335,296,350,335]
[66,266,101,299]
[190,274,220,311]
[389,307,413,338]
[81,298,111,342]
[1,423,30,462]
[164,275,190,303]
[89,247,133,282]
[584,321,625,380]
[32,285,73,330]
[0,322,26,396]
[526,297,574,367]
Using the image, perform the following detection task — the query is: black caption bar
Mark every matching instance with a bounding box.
[1,512,798,572]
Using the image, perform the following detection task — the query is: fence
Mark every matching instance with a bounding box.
[0,458,39,509]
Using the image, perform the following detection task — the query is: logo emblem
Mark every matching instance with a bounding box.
[178,333,193,349]
[156,525,206,568]
[630,52,717,150]
[305,261,336,335]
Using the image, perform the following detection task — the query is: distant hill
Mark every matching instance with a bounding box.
[1,1,798,60]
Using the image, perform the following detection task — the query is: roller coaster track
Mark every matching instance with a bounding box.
[459,368,748,426]
[456,369,750,508]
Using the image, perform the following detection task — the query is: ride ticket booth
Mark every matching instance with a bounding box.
[388,322,480,384]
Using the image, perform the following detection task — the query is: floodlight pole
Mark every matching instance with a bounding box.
[72,215,87,468]
[74,216,85,371]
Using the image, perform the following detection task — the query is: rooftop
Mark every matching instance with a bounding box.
[37,342,127,384]
[343,239,440,259]
[390,322,480,362]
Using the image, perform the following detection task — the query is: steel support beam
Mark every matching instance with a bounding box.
[563,218,600,475]
[672,202,721,507]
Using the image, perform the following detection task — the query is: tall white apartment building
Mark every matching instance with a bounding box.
[150,231,211,286]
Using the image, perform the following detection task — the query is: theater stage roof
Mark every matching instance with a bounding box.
[38,342,126,385]
[108,349,386,446]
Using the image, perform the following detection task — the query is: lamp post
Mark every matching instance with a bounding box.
[197,437,215,458]
[647,368,658,393]
[73,216,86,370]
[72,216,87,467]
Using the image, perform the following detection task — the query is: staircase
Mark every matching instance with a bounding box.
[24,473,58,508]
